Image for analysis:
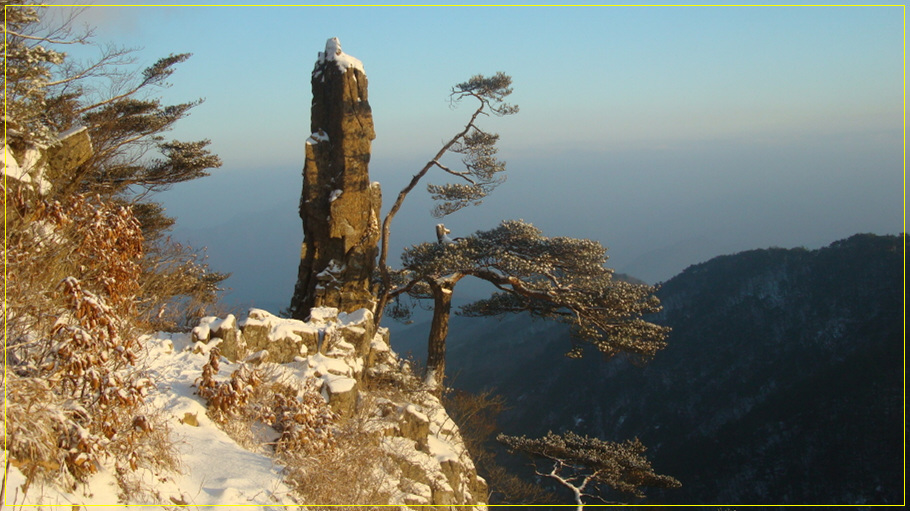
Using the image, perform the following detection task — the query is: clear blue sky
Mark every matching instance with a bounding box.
[40,2,906,308]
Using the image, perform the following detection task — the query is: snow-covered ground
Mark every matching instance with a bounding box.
[4,308,487,509]
[3,330,299,509]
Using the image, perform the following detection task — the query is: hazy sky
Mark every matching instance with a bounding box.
[40,2,905,310]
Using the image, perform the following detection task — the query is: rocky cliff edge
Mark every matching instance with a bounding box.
[187,307,488,508]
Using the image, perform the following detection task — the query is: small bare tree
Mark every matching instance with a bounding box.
[498,431,681,509]
[373,72,518,324]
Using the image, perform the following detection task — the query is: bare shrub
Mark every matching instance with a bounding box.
[3,2,219,500]
[138,238,232,332]
[442,388,558,505]
[195,353,340,454]
[361,351,430,402]
[195,348,261,423]
[3,190,178,495]
[282,421,394,508]
[193,354,395,506]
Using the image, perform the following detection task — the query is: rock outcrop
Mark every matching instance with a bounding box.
[289,38,381,319]
[193,38,485,508]
[190,307,488,508]
[2,124,93,195]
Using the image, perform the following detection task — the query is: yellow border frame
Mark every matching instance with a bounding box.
[2,2,907,508]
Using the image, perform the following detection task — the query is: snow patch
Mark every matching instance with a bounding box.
[240,308,319,340]
[306,129,329,145]
[308,306,339,323]
[370,334,390,352]
[6,306,486,508]
[309,352,352,377]
[338,307,373,326]
[324,374,357,394]
[316,37,365,75]
[4,333,300,508]
[427,435,460,464]
[2,145,27,181]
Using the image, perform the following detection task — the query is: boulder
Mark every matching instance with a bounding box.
[239,308,318,363]
[192,315,245,360]
[44,127,93,183]
[322,374,358,415]
[398,404,430,451]
[333,308,376,356]
[2,125,92,196]
[212,314,244,361]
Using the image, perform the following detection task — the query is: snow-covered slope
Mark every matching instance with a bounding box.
[3,330,298,509]
[3,308,487,509]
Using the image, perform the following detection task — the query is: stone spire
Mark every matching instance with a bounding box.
[289,38,381,319]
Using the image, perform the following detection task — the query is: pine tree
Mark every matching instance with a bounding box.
[498,431,681,509]
[373,72,517,324]
[389,220,670,387]
[2,0,227,328]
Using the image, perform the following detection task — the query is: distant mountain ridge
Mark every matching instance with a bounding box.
[402,233,905,505]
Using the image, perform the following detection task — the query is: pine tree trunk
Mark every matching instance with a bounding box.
[426,279,454,388]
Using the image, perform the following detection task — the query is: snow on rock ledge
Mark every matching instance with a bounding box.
[186,307,488,508]
[192,307,376,413]
[316,37,365,76]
